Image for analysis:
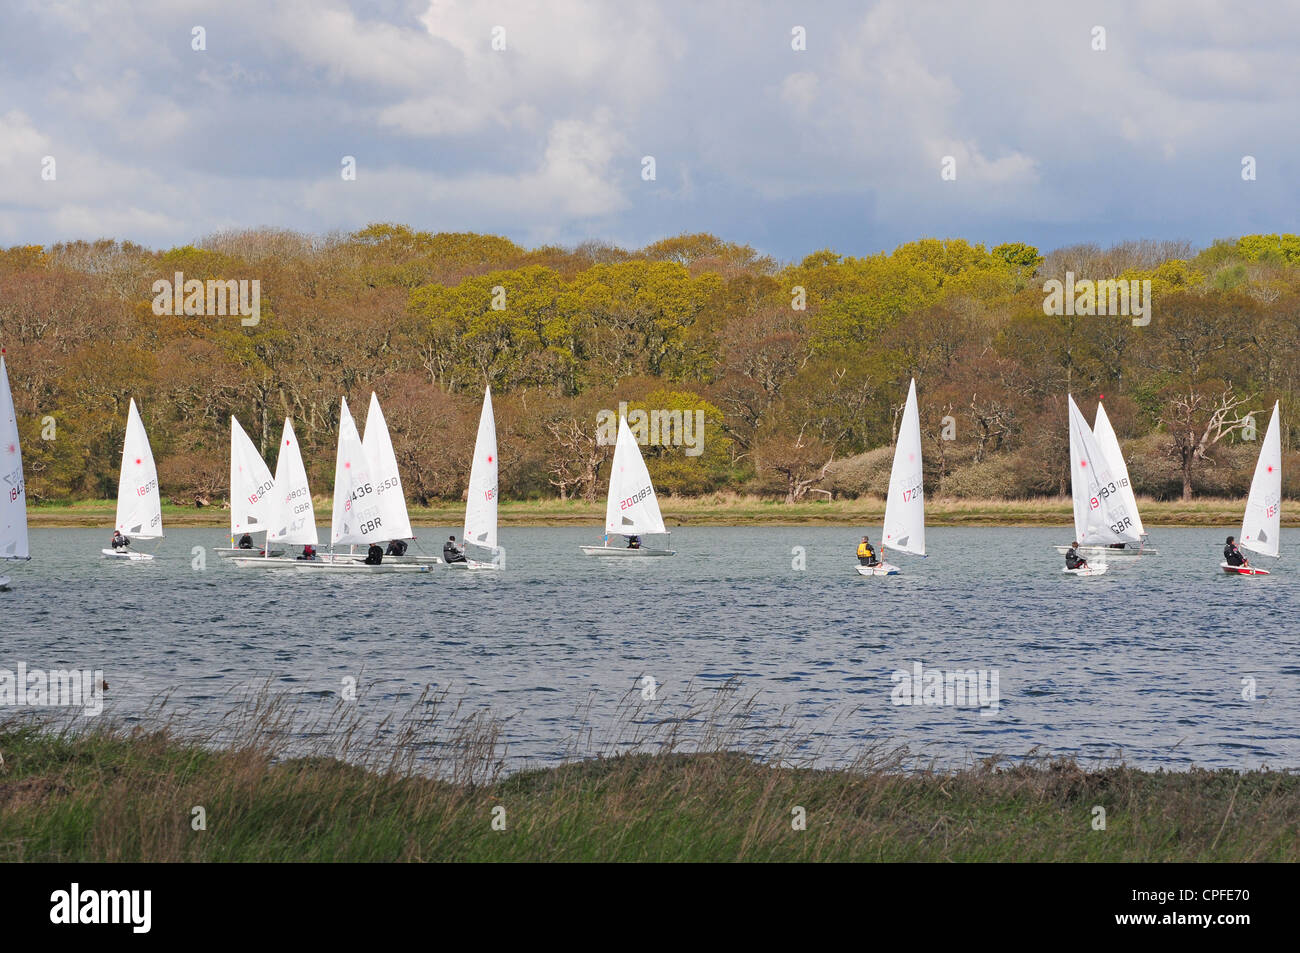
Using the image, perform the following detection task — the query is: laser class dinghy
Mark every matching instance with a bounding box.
[101,399,163,560]
[1054,399,1157,559]
[361,392,438,565]
[0,354,29,589]
[857,378,924,577]
[313,397,428,573]
[230,418,324,568]
[580,414,675,557]
[446,386,503,570]
[214,415,284,559]
[1222,401,1280,577]
[1059,394,1142,577]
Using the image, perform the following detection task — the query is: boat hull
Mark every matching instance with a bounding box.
[1220,562,1269,576]
[214,546,285,558]
[1062,564,1108,576]
[1053,544,1157,558]
[0,575,10,590]
[856,562,901,576]
[101,549,155,561]
[230,555,430,573]
[579,545,676,557]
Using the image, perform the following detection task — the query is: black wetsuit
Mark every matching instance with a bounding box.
[386,539,408,556]
[238,534,254,549]
[1224,543,1246,567]
[363,544,383,565]
[1065,548,1086,570]
[443,541,466,563]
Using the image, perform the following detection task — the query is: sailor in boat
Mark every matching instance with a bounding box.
[1064,541,1089,571]
[363,543,384,565]
[386,539,408,557]
[856,536,879,567]
[1224,536,1248,569]
[443,535,466,563]
[237,533,254,550]
[297,544,317,561]
[627,535,641,549]
[110,530,131,553]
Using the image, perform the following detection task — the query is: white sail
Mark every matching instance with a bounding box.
[115,399,163,538]
[361,392,414,541]
[0,356,29,561]
[604,415,667,537]
[1240,401,1281,558]
[267,418,318,546]
[882,378,925,556]
[1092,401,1145,538]
[463,386,499,559]
[330,397,386,546]
[230,415,276,539]
[1067,394,1139,546]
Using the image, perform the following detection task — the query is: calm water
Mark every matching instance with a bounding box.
[2,526,1297,772]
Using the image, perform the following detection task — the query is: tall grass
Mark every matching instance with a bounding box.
[2,684,1297,861]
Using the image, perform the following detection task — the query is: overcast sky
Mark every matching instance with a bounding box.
[1,0,1297,261]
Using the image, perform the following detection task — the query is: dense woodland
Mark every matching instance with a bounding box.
[2,226,1300,507]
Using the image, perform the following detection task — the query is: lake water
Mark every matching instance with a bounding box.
[2,526,1297,772]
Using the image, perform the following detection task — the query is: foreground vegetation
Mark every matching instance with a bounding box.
[23,494,1287,528]
[4,229,1300,509]
[2,693,1296,862]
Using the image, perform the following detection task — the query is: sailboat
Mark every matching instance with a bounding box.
[579,414,675,556]
[361,392,438,565]
[1061,394,1141,576]
[447,386,502,569]
[0,354,29,589]
[1223,401,1280,576]
[291,396,428,573]
[214,416,283,558]
[230,418,321,568]
[101,399,163,560]
[858,378,924,576]
[1055,400,1157,559]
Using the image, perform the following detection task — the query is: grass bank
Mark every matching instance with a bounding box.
[24,495,1273,529]
[1,691,1296,862]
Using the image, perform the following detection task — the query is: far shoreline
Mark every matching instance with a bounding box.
[24,496,1277,529]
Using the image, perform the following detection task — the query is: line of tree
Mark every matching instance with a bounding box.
[2,226,1299,507]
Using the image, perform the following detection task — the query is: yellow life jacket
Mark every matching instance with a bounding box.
[857,541,873,558]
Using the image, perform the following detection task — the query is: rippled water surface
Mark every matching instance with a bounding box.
[3,526,1297,771]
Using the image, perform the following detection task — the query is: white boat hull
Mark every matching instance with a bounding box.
[856,562,901,576]
[214,546,285,558]
[1053,544,1157,558]
[0,575,10,590]
[230,555,430,572]
[1062,564,1108,576]
[101,549,155,561]
[579,545,676,557]
[1220,561,1270,576]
